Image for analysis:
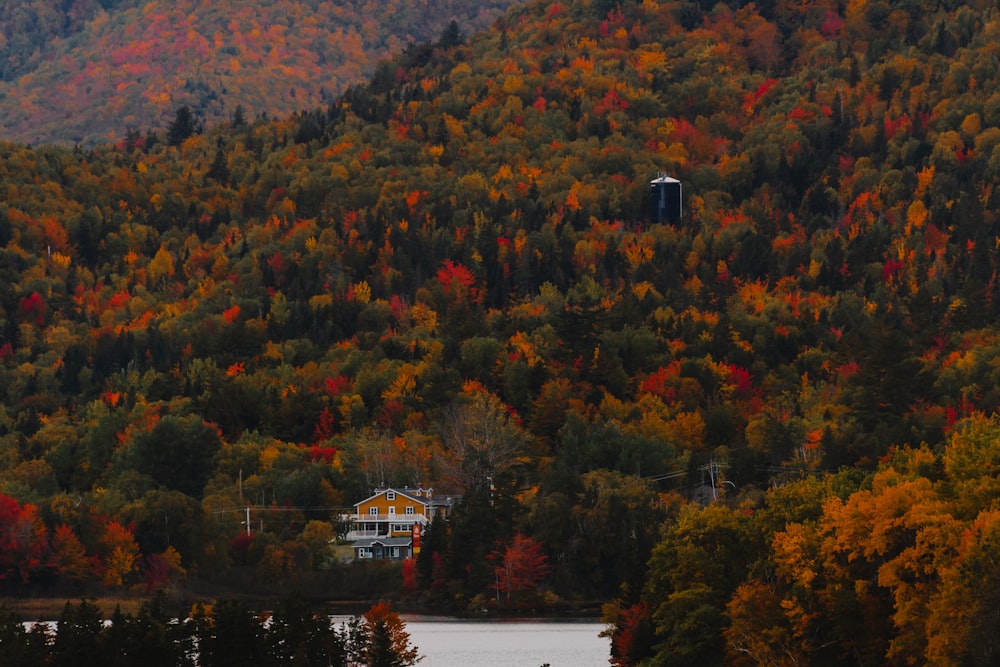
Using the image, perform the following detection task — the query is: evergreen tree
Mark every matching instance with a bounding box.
[206,139,230,185]
[355,602,420,667]
[231,104,247,129]
[52,600,105,667]
[166,106,200,147]
[192,600,266,667]
[266,594,349,667]
[439,20,463,48]
[416,515,447,591]
[0,606,51,667]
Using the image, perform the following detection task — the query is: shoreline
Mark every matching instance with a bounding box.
[0,595,373,622]
[1,594,604,622]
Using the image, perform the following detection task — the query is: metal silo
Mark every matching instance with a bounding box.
[650,174,682,224]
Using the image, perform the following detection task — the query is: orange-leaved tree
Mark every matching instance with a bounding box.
[356,601,421,667]
[0,493,48,584]
[491,533,550,603]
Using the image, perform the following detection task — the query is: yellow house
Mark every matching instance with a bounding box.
[346,487,457,560]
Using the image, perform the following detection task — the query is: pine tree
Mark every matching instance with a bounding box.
[166,106,200,147]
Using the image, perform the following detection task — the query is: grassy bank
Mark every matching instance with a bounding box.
[1,596,148,620]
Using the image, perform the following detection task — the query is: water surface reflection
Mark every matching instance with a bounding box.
[399,617,610,667]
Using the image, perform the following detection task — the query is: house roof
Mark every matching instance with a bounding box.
[352,487,462,513]
[427,494,460,509]
[354,487,429,509]
[352,537,413,548]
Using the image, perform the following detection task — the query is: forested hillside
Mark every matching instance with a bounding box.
[3,0,1000,664]
[0,0,520,146]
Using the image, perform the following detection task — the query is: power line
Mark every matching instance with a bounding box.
[210,505,354,536]
[211,505,352,514]
[754,465,834,475]
[644,470,688,482]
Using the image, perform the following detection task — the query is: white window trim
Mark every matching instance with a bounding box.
[368,507,378,515]
[386,491,396,500]
[388,506,396,515]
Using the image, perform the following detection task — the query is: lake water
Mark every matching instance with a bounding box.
[400,617,611,667]
[26,614,612,666]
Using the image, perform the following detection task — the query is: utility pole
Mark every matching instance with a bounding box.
[699,460,729,502]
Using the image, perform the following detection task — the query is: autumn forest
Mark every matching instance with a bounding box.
[2,0,1000,664]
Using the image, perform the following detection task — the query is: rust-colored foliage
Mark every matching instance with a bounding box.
[436,260,480,304]
[491,533,551,600]
[0,494,48,583]
[19,291,46,325]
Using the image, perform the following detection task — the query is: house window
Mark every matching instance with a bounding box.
[386,491,396,500]
[388,506,396,515]
[405,506,415,515]
[358,547,372,559]
[368,507,378,516]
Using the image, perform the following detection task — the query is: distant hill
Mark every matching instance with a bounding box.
[0,0,521,146]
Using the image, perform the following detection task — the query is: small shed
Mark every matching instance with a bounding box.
[650,174,682,224]
[352,536,413,560]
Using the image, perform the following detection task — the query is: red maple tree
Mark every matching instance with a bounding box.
[491,533,551,602]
